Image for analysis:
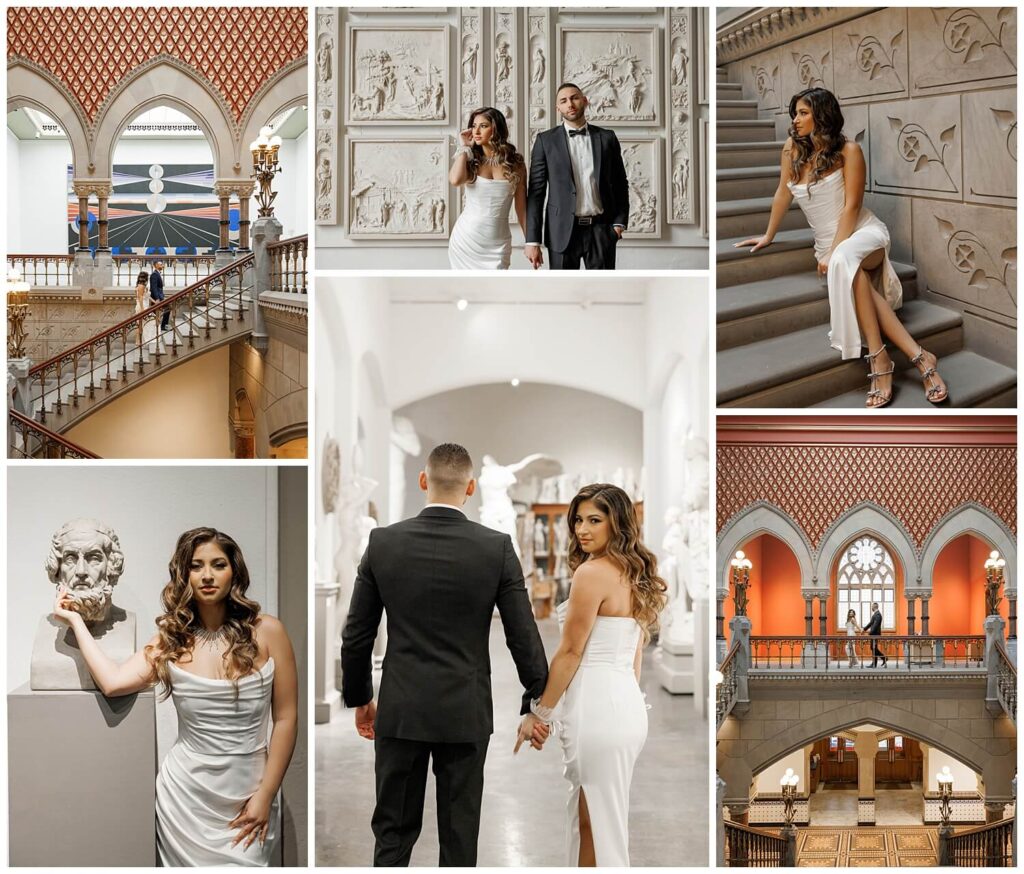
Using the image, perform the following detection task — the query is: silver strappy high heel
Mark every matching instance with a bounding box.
[910,347,949,404]
[864,345,895,409]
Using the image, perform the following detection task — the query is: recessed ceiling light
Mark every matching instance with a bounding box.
[456,298,468,311]
[510,378,520,387]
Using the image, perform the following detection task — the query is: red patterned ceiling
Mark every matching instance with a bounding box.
[717,443,1017,548]
[7,6,307,123]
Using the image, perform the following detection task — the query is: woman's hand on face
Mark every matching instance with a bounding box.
[229,790,273,850]
[733,235,772,252]
[52,586,80,626]
[459,128,474,148]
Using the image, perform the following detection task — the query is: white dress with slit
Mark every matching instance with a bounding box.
[448,175,514,269]
[787,169,902,359]
[156,658,279,866]
[555,601,646,866]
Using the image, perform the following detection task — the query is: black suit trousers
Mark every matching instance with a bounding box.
[372,736,490,867]
[549,222,617,270]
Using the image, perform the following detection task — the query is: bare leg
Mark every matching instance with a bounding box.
[851,266,893,407]
[578,789,596,867]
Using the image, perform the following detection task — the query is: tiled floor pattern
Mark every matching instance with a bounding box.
[796,827,938,867]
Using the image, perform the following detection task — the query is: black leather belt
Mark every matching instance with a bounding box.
[575,214,606,225]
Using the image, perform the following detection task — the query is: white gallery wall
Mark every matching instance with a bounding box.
[7,466,279,763]
[315,6,710,268]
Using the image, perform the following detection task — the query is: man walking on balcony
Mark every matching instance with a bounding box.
[864,602,886,668]
[150,261,169,332]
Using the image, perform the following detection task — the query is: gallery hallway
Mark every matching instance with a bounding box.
[316,615,708,866]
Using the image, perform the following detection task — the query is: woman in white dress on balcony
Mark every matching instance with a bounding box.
[448,107,527,269]
[52,527,299,867]
[845,609,863,668]
[134,269,158,349]
[515,484,667,866]
[734,87,948,408]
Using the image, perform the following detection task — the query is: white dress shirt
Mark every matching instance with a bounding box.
[564,121,603,217]
[424,502,466,516]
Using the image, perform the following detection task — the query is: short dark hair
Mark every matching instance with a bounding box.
[555,82,583,98]
[426,442,474,491]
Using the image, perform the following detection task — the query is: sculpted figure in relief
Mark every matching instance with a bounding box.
[317,39,333,83]
[462,41,479,83]
[532,47,546,84]
[31,518,137,690]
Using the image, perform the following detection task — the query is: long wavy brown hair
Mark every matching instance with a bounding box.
[566,484,668,643]
[146,527,261,698]
[787,88,846,194]
[466,107,525,187]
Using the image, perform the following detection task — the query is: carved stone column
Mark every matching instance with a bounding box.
[74,187,90,251]
[214,182,232,253]
[232,182,256,252]
[96,188,112,252]
[907,594,916,635]
[314,7,338,225]
[817,593,828,636]
[315,580,342,723]
[804,595,814,637]
[716,588,726,662]
[920,594,931,635]
[854,731,877,825]
[725,801,749,826]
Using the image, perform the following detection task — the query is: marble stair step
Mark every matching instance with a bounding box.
[717,195,807,237]
[717,82,743,101]
[717,228,817,287]
[717,165,782,200]
[716,299,964,407]
[717,66,729,82]
[718,140,787,168]
[718,118,776,143]
[718,98,760,120]
[813,350,1016,408]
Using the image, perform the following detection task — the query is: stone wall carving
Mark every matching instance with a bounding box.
[323,7,706,262]
[720,7,1016,324]
[345,136,450,238]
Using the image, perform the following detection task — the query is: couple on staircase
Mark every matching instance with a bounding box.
[134,261,170,352]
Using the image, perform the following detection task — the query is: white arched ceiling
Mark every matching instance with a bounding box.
[7,63,89,173]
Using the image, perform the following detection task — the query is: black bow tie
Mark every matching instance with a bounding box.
[568,127,588,138]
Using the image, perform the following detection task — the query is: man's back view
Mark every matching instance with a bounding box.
[341,443,549,866]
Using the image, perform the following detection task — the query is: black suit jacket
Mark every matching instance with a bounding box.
[526,123,629,254]
[865,610,883,636]
[149,270,164,301]
[341,506,549,744]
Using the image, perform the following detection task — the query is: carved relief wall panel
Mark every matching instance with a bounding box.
[720,6,1016,326]
[319,6,708,269]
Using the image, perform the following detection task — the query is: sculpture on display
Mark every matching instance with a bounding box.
[532,516,550,558]
[389,416,421,523]
[659,506,693,646]
[349,28,448,122]
[562,30,657,123]
[321,434,341,515]
[334,445,379,635]
[31,518,136,690]
[478,453,554,558]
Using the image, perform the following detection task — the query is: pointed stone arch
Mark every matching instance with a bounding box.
[920,503,1017,594]
[717,501,814,596]
[7,61,89,175]
[814,501,919,588]
[238,59,308,174]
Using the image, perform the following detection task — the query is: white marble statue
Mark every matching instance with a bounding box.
[32,518,137,690]
[389,416,421,523]
[478,453,551,558]
[660,505,694,646]
[334,446,379,636]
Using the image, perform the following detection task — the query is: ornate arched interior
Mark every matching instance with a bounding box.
[721,532,804,642]
[826,532,905,635]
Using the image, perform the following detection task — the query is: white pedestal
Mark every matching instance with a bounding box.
[8,684,157,865]
[656,635,694,694]
[693,597,710,718]
[315,581,341,724]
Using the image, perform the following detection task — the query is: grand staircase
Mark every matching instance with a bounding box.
[11,256,255,455]
[715,68,1017,408]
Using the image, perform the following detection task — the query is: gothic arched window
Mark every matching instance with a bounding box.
[836,536,896,632]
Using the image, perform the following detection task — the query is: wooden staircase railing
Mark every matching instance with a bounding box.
[994,640,1016,723]
[9,410,99,459]
[724,821,786,867]
[946,817,1014,866]
[717,641,740,729]
[28,254,254,426]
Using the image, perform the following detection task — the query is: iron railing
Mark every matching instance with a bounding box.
[947,817,1014,866]
[267,235,308,293]
[994,640,1016,722]
[749,635,986,672]
[112,255,217,288]
[8,410,98,459]
[7,255,74,286]
[717,642,740,729]
[28,255,253,425]
[723,821,786,867]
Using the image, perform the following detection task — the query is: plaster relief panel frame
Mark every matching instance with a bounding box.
[667,7,695,225]
[780,27,834,104]
[962,88,1017,208]
[909,7,1016,96]
[344,135,451,239]
[620,134,662,239]
[740,48,782,114]
[557,25,662,127]
[833,7,910,103]
[526,7,553,155]
[315,7,339,226]
[344,24,451,125]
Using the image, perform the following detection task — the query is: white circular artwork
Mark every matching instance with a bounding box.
[146,193,167,213]
[149,164,164,178]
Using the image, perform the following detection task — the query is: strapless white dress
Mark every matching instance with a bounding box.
[157,658,279,866]
[788,169,902,359]
[555,601,647,866]
[449,176,514,269]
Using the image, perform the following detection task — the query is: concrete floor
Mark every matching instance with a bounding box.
[316,615,709,866]
[809,787,924,826]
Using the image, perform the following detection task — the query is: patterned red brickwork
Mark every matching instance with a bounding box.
[717,443,1016,548]
[7,6,307,122]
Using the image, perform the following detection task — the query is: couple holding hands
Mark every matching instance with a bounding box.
[341,443,666,866]
[448,83,629,271]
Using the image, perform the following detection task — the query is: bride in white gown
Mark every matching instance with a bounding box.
[448,107,527,269]
[53,527,299,867]
[516,484,667,866]
[133,270,159,350]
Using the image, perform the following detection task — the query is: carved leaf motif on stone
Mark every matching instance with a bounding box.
[936,216,1016,304]
[940,8,1014,68]
[991,108,1017,161]
[792,51,829,88]
[849,30,903,86]
[887,118,958,190]
[750,64,778,101]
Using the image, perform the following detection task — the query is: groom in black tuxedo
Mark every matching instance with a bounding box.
[525,82,629,270]
[864,602,886,667]
[149,260,169,331]
[341,442,549,867]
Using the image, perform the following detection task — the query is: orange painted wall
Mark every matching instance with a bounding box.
[758,536,805,636]
[722,535,762,644]
[931,534,1009,634]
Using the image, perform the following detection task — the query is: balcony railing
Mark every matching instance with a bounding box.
[723,821,786,867]
[749,635,986,672]
[267,235,307,293]
[28,255,253,425]
[994,640,1016,722]
[7,255,74,286]
[717,641,740,729]
[946,817,1014,866]
[112,255,218,288]
[9,410,98,459]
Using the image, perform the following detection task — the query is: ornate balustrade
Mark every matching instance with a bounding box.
[723,820,786,867]
[8,410,98,459]
[7,255,74,286]
[28,255,254,426]
[946,816,1014,866]
[717,642,740,729]
[749,635,986,673]
[112,255,217,288]
[994,640,1016,722]
[267,235,307,294]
